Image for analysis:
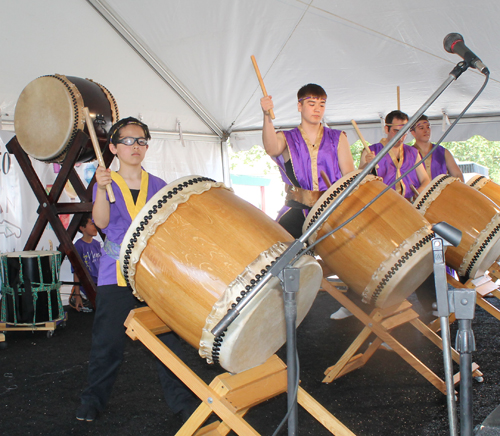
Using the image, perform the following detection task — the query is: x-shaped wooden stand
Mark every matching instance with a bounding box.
[124,307,356,436]
[321,279,482,395]
[6,132,113,305]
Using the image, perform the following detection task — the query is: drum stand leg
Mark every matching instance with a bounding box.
[321,279,481,396]
[124,307,357,436]
[428,260,500,332]
[471,261,500,321]
[5,132,113,306]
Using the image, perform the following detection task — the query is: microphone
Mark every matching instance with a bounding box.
[443,33,489,75]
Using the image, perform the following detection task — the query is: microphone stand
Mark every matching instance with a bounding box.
[431,222,462,436]
[212,60,471,435]
[432,222,476,436]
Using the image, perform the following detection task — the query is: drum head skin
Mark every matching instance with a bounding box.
[200,244,322,374]
[15,76,85,161]
[14,75,118,163]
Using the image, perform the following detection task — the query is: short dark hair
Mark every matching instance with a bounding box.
[108,117,151,146]
[78,213,92,233]
[297,84,327,101]
[410,114,429,131]
[385,110,409,127]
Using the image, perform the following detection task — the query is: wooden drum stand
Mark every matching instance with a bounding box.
[321,279,483,396]
[5,131,114,306]
[125,307,356,436]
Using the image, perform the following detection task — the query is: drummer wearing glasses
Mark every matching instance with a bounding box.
[76,117,198,423]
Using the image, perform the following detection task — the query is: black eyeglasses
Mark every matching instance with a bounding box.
[117,137,148,146]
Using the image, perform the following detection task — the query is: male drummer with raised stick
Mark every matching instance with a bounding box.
[260,83,355,238]
[358,110,430,201]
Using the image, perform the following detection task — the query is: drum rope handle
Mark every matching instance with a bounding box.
[83,107,116,203]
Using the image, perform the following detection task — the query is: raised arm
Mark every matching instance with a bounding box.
[261,96,286,157]
[92,166,112,229]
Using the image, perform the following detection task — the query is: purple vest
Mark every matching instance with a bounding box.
[274,126,343,191]
[425,144,447,179]
[370,143,420,200]
[93,171,167,286]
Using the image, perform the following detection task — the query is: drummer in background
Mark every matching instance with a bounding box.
[410,115,463,320]
[359,110,431,201]
[260,83,355,238]
[69,213,100,312]
[76,117,198,423]
[334,110,432,322]
[410,114,464,182]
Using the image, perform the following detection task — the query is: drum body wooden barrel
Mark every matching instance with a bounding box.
[0,250,64,325]
[303,171,434,308]
[467,175,500,209]
[120,176,322,374]
[415,175,500,279]
[14,75,119,163]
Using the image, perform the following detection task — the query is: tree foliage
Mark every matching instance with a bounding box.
[230,136,500,183]
[229,145,277,175]
[441,136,500,183]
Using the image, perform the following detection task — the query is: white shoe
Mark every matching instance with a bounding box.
[330,307,353,320]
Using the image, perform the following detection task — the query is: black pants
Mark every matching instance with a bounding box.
[80,284,197,414]
[278,207,308,239]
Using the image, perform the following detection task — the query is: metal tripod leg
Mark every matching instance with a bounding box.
[282,266,300,436]
[432,235,458,436]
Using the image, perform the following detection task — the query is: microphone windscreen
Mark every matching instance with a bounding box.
[443,32,463,53]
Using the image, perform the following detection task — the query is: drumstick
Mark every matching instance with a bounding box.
[397,86,401,111]
[320,171,332,188]
[410,184,420,197]
[251,55,275,120]
[351,119,379,169]
[83,107,115,203]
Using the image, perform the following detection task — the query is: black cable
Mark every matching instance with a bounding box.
[272,349,300,436]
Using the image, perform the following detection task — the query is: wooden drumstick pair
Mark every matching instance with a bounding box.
[83,107,115,203]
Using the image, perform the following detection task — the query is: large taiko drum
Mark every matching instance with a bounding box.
[303,171,434,308]
[0,251,64,325]
[467,175,500,208]
[414,175,500,279]
[119,176,323,374]
[14,75,119,163]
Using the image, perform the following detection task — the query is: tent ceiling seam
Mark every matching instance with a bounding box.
[228,0,313,134]
[87,0,226,138]
[308,1,499,84]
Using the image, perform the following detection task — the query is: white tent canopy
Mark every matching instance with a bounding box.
[1,0,500,155]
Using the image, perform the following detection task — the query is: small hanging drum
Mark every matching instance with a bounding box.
[0,251,64,325]
[303,171,434,308]
[467,175,500,209]
[414,175,500,279]
[14,74,119,163]
[119,176,322,374]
